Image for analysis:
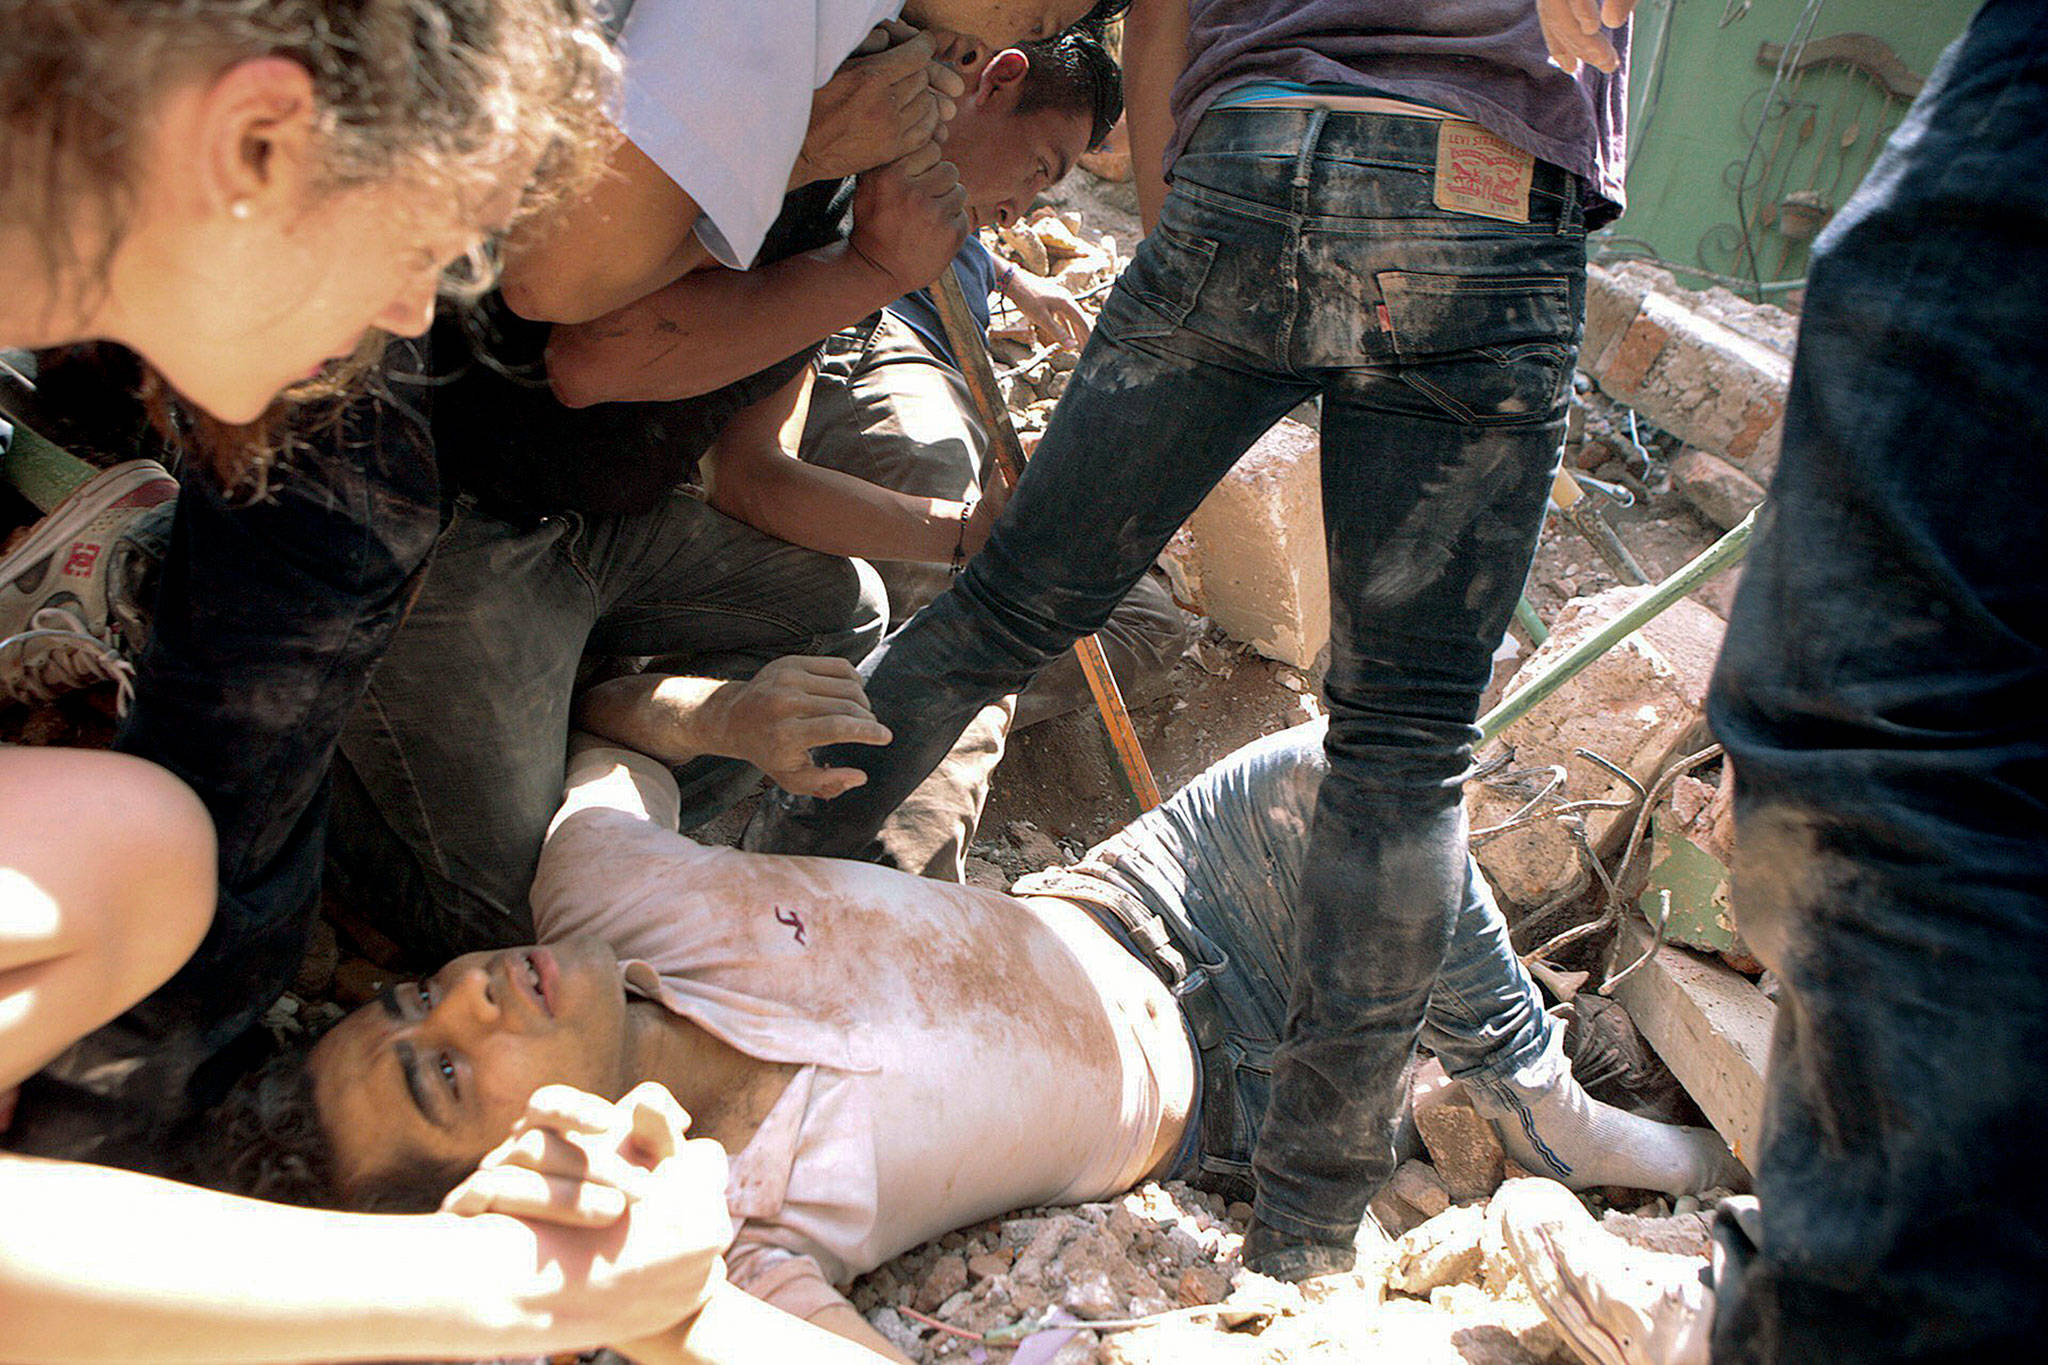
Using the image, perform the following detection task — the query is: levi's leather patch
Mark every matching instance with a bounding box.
[1433,123,1535,224]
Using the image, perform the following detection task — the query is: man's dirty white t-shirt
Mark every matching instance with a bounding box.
[531,749,1192,1319]
[612,0,903,268]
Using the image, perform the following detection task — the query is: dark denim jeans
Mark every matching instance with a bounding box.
[1706,3,2048,1357]
[1063,720,1558,1199]
[754,109,1585,1240]
[328,491,884,965]
[12,351,443,1154]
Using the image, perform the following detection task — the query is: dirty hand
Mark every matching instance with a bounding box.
[1535,0,1635,74]
[796,21,965,185]
[709,656,892,799]
[849,142,971,293]
[442,1083,733,1344]
[1000,269,1091,350]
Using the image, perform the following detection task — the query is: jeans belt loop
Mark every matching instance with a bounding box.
[1291,107,1331,198]
[1558,172,1579,235]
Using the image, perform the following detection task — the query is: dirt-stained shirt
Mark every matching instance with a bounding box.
[529,747,1194,1321]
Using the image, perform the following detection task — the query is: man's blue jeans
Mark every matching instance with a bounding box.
[1064,720,1560,1198]
[1706,2,2048,1356]
[754,108,1586,1240]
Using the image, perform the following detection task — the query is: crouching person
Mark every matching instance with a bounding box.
[229,721,1737,1358]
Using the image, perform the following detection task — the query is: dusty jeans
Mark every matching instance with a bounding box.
[329,491,884,964]
[1705,3,2048,1357]
[801,312,1189,877]
[804,312,1189,730]
[1049,720,1559,1200]
[753,108,1584,1241]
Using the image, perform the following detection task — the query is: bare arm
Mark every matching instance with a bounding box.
[1123,0,1194,234]
[575,655,891,802]
[0,1157,689,1364]
[548,144,967,407]
[699,367,994,565]
[499,130,713,325]
[2,1086,731,1365]
[546,243,901,406]
[505,24,961,331]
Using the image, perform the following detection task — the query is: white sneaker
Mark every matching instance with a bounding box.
[0,458,178,646]
[0,605,137,714]
[1495,1177,1715,1365]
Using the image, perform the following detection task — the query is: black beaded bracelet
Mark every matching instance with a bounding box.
[952,500,976,575]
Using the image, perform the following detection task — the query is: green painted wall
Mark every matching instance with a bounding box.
[1606,0,1976,295]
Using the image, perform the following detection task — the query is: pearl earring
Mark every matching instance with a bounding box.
[228,199,253,220]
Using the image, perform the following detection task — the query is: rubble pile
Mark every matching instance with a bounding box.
[850,1136,1719,1364]
[985,209,1126,433]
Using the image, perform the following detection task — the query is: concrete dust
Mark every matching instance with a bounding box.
[847,1177,1685,1365]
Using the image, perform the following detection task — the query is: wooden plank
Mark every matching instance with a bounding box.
[1608,914,1776,1168]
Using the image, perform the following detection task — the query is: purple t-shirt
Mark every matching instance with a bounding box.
[1167,1,1629,224]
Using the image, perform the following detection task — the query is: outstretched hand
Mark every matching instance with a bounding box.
[710,656,893,799]
[1534,0,1635,74]
[999,268,1092,351]
[442,1083,734,1346]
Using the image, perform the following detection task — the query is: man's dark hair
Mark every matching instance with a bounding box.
[1017,30,1124,152]
[199,1035,471,1215]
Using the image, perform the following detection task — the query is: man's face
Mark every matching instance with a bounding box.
[306,938,639,1194]
[946,59,1095,230]
[903,1,1097,50]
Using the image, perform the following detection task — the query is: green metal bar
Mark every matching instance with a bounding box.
[1480,507,1758,743]
[1,421,96,515]
[1514,594,1550,647]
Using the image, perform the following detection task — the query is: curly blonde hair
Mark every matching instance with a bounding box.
[2,0,621,492]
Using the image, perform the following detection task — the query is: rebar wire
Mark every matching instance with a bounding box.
[1471,764,1568,844]
[1474,747,1642,846]
[1604,888,1674,995]
[1517,744,1728,980]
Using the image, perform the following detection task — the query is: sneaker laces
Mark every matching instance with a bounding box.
[0,606,136,715]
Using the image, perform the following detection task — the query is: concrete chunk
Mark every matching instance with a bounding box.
[1669,446,1767,530]
[1469,585,1726,910]
[1582,264,1793,483]
[1159,418,1328,668]
[1609,915,1773,1168]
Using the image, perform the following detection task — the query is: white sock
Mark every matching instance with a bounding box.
[1465,1035,1737,1197]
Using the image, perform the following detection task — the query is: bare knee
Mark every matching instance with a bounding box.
[0,749,215,992]
[91,754,216,982]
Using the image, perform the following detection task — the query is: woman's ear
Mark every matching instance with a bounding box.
[193,56,319,222]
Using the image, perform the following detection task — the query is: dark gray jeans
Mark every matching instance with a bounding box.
[799,311,1190,880]
[1706,2,2048,1357]
[754,108,1586,1243]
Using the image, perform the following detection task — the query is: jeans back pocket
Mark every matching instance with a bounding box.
[1377,270,1577,426]
[1099,225,1221,343]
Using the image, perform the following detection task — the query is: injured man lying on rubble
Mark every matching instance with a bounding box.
[232,721,1737,1358]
